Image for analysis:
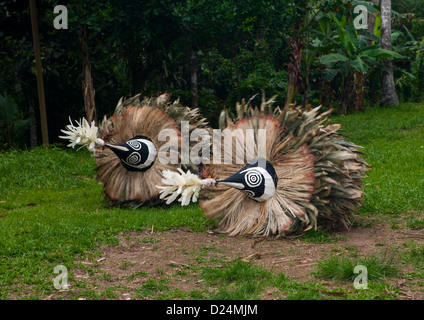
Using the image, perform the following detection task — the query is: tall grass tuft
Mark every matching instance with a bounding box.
[314,253,400,282]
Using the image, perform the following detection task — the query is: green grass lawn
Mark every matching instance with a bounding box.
[0,147,213,299]
[0,102,423,300]
[332,103,424,214]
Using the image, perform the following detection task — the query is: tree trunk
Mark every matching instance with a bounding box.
[319,81,333,108]
[29,0,49,145]
[362,0,380,106]
[284,38,304,107]
[190,50,198,109]
[80,25,97,123]
[340,76,355,114]
[380,0,399,106]
[29,97,37,148]
[354,71,365,111]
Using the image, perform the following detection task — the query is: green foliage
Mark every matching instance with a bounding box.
[390,1,424,103]
[309,5,405,111]
[0,0,423,149]
[395,35,424,103]
[0,94,29,149]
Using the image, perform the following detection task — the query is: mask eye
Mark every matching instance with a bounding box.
[243,169,263,188]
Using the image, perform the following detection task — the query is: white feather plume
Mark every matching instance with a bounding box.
[157,168,216,206]
[59,117,105,151]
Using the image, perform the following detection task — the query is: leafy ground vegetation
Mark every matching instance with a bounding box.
[0,103,423,300]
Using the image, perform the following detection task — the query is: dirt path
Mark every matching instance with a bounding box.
[71,214,424,300]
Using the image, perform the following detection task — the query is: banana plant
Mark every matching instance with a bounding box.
[284,0,329,107]
[315,8,404,112]
[394,26,424,102]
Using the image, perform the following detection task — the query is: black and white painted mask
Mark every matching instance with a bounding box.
[106,135,157,172]
[217,157,278,202]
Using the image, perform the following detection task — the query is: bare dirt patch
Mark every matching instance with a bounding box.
[71,213,424,300]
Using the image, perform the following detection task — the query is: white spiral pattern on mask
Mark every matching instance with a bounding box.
[244,169,262,188]
[127,140,142,150]
[126,152,142,165]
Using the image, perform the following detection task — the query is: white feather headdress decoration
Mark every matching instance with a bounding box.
[59,117,105,151]
[157,169,216,206]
